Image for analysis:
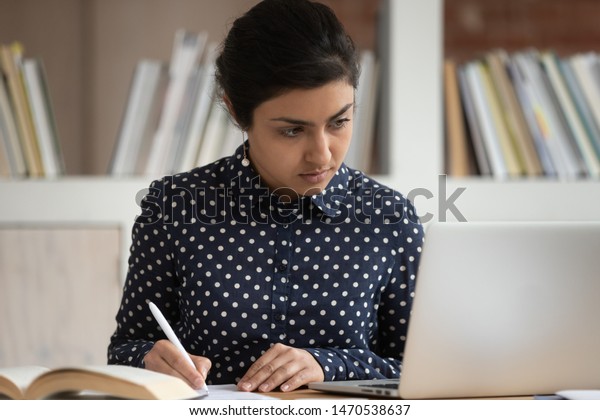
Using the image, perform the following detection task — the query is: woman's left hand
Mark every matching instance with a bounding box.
[237,343,325,392]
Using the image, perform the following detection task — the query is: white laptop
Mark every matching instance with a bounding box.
[309,221,600,399]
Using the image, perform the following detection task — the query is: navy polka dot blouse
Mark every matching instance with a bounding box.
[107,144,424,384]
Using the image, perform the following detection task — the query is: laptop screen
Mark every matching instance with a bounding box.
[398,221,600,399]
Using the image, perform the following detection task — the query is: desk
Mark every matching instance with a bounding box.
[53,385,365,400]
[0,385,534,400]
[265,388,536,400]
[265,388,366,400]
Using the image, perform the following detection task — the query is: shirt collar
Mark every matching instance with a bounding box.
[225,143,350,218]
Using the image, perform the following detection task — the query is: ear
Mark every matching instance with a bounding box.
[222,95,238,123]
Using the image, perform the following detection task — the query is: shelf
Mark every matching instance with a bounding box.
[0,176,151,279]
[377,174,599,223]
[2,175,598,237]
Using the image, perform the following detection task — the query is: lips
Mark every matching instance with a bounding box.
[300,168,330,184]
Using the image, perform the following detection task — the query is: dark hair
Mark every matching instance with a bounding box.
[215,0,360,130]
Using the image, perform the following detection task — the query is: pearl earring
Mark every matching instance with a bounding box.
[241,132,250,167]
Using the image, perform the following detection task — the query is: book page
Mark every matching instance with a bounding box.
[0,366,49,398]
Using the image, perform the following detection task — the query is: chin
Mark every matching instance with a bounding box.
[302,185,326,197]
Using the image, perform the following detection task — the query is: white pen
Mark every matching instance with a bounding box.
[148,301,209,394]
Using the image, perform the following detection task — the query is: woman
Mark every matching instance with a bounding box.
[108,0,424,393]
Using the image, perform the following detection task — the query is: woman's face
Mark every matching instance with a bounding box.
[246,80,354,200]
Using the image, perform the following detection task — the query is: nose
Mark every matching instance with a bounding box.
[305,130,332,165]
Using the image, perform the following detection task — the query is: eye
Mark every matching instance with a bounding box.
[331,117,351,129]
[279,126,304,138]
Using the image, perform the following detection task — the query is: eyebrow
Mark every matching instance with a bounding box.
[270,102,354,126]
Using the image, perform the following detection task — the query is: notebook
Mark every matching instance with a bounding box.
[309,221,600,399]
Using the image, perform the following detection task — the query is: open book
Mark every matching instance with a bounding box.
[0,365,205,400]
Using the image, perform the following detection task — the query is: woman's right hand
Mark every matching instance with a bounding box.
[143,339,211,390]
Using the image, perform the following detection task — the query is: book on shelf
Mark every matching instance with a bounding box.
[479,58,524,177]
[515,49,586,180]
[0,43,44,177]
[485,50,543,177]
[165,63,204,173]
[0,71,27,177]
[539,52,592,179]
[559,57,600,164]
[143,29,209,176]
[568,53,600,155]
[447,47,600,179]
[505,53,558,177]
[572,53,600,116]
[21,57,65,177]
[0,122,10,177]
[175,42,219,173]
[443,59,475,176]
[110,30,234,176]
[109,59,168,176]
[0,42,65,178]
[457,64,491,176]
[541,51,600,178]
[0,364,204,400]
[462,60,508,179]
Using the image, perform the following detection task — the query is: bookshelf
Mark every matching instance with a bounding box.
[0,0,597,233]
[0,0,597,225]
[377,0,600,222]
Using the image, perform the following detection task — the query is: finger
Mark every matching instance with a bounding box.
[145,340,208,389]
[168,352,210,390]
[239,344,285,383]
[238,344,294,391]
[191,355,212,388]
[259,349,325,392]
[144,343,184,383]
[255,359,301,392]
[280,365,324,392]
